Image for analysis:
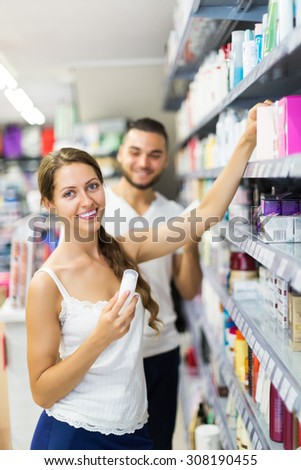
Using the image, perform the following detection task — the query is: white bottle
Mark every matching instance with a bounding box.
[117,269,138,315]
[296,0,301,26]
[278,0,294,42]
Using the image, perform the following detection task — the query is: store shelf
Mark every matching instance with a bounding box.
[178,154,301,181]
[243,154,301,179]
[182,298,236,449]
[0,298,25,323]
[189,295,282,450]
[0,156,43,172]
[212,221,301,293]
[178,167,223,180]
[194,1,267,22]
[178,362,204,448]
[177,23,301,147]
[202,364,236,450]
[163,1,268,111]
[202,264,301,423]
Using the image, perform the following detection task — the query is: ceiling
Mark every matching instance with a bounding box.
[0,0,176,125]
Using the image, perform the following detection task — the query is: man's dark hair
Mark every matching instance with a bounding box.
[127,117,169,150]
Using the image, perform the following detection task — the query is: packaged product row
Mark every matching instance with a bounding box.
[176,95,301,174]
[174,0,300,139]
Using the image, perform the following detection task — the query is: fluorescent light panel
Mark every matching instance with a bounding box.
[0,63,18,89]
[0,61,45,125]
[21,107,45,126]
[4,88,33,112]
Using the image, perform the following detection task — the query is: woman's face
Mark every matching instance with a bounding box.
[49,162,105,240]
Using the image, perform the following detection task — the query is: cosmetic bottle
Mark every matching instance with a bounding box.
[264,0,279,56]
[283,404,294,449]
[269,383,284,442]
[230,30,245,88]
[254,23,263,63]
[278,0,294,42]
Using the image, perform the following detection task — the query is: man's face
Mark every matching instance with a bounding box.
[117,129,168,190]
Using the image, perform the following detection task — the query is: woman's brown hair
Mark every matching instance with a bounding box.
[38,147,160,332]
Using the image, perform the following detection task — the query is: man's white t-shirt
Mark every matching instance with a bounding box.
[103,185,183,358]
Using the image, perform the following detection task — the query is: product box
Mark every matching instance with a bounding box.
[277,96,301,157]
[288,291,301,351]
[256,105,278,160]
[261,194,281,216]
[281,198,300,216]
[294,217,301,242]
[258,215,294,243]
[258,215,301,243]
[277,277,288,329]
[3,124,22,159]
[268,272,278,319]
[232,279,259,300]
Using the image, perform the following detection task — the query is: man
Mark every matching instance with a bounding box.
[103,118,202,449]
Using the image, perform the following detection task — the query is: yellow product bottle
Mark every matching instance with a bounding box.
[234,329,247,384]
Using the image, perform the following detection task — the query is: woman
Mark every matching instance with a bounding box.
[26,100,272,450]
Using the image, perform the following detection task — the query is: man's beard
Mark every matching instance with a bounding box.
[122,170,161,190]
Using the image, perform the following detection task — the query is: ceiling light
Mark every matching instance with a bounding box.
[0,63,18,89]
[1,57,45,126]
[4,88,34,112]
[21,107,46,126]
[4,86,45,125]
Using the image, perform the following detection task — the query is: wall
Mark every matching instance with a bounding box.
[75,64,179,199]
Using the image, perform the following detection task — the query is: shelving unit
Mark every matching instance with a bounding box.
[0,298,25,323]
[181,298,237,450]
[0,156,42,173]
[185,297,282,450]
[167,1,301,451]
[163,1,269,111]
[202,265,301,420]
[175,21,301,146]
[185,300,281,450]
[211,221,301,292]
[177,154,301,180]
[202,364,236,450]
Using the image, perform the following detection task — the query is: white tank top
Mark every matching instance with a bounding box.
[36,267,148,435]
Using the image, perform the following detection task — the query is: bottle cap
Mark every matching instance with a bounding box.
[254,23,263,36]
[230,251,257,271]
[236,330,245,340]
[231,30,245,42]
[244,29,254,41]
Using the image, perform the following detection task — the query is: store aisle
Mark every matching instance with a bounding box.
[172,399,187,450]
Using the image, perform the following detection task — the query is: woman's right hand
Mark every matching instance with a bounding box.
[243,99,273,145]
[95,290,138,346]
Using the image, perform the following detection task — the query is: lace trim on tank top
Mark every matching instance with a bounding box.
[45,409,148,435]
[59,297,108,325]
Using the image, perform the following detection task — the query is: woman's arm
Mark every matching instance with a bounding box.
[122,100,272,264]
[26,273,137,409]
[172,242,203,300]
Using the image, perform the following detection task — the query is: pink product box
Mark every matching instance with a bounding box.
[277,96,301,157]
